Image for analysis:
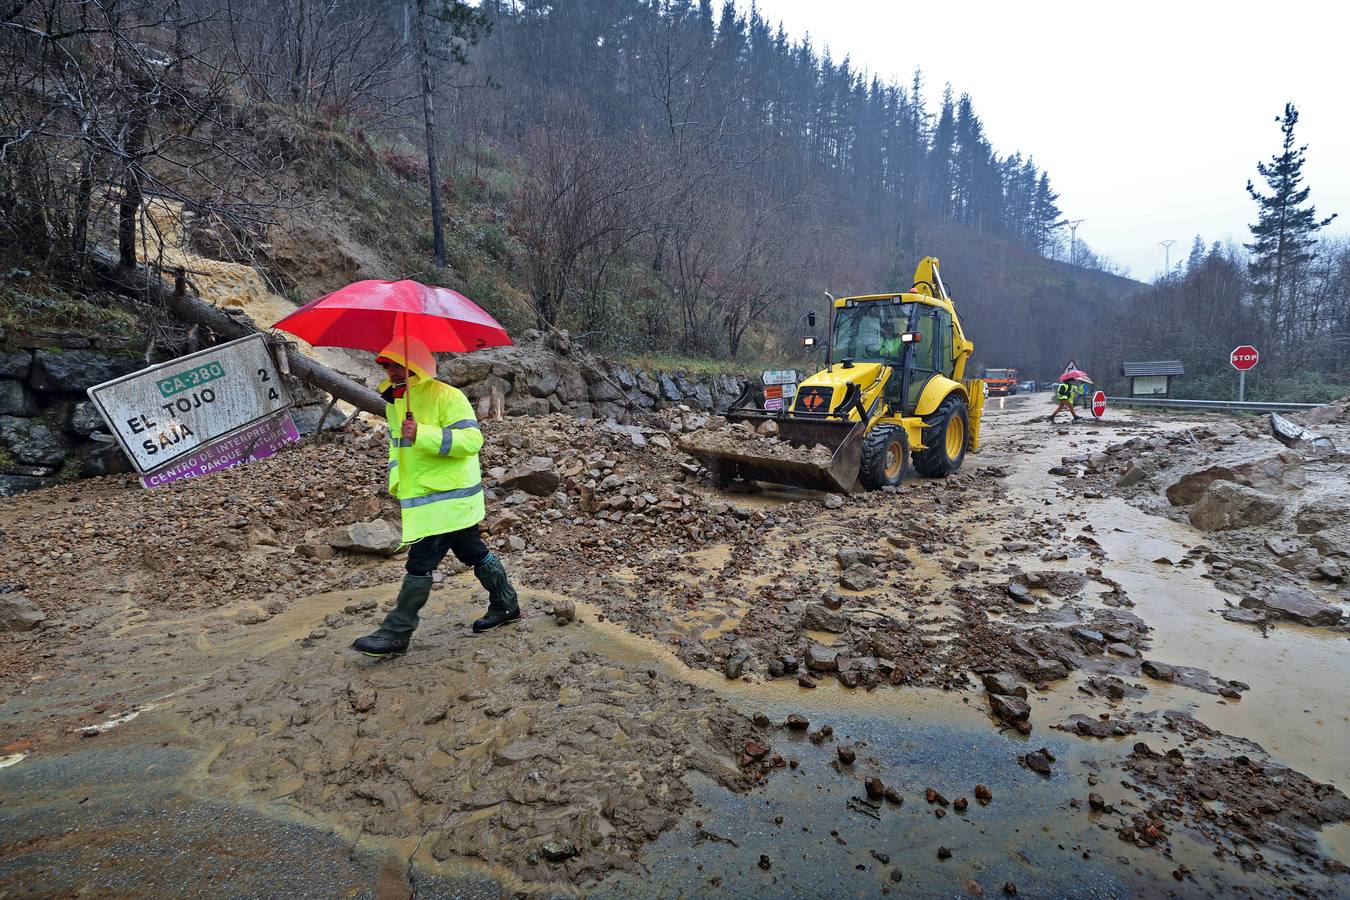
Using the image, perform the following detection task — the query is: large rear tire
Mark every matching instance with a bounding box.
[859,424,908,490]
[913,394,969,478]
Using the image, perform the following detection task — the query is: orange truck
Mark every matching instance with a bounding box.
[982,368,1018,396]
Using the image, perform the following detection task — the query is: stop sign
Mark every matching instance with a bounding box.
[1091,390,1106,418]
[1231,345,1259,370]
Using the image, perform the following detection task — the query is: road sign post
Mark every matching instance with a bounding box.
[1230,345,1259,402]
[1091,390,1106,418]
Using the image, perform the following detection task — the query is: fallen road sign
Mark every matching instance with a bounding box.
[139,412,300,487]
[88,334,293,474]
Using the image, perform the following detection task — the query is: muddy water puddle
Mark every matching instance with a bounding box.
[1090,499,1350,786]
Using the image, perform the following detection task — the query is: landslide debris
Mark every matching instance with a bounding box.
[1081,399,1350,633]
[186,627,769,887]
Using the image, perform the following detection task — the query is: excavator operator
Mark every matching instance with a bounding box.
[877,317,906,360]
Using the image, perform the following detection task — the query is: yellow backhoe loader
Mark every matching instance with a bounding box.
[685,257,985,493]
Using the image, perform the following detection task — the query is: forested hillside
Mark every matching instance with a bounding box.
[4,0,1136,380]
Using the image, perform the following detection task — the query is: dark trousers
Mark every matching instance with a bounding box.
[406,526,489,576]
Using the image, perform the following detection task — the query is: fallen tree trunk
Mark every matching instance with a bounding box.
[89,250,384,416]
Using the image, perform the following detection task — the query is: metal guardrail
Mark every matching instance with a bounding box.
[1106,397,1320,413]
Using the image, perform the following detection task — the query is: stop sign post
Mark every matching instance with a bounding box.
[1230,345,1259,401]
[1091,390,1106,418]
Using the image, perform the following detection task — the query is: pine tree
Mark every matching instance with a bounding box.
[1245,103,1337,339]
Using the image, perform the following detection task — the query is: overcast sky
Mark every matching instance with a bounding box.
[749,0,1350,280]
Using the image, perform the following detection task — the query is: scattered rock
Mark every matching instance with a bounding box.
[499,456,560,496]
[838,566,876,591]
[0,593,45,632]
[801,602,847,633]
[836,745,856,764]
[974,784,992,805]
[328,520,402,556]
[982,672,1027,699]
[724,651,750,679]
[1240,587,1342,626]
[1022,748,1053,776]
[805,643,839,672]
[988,694,1031,724]
[540,839,578,862]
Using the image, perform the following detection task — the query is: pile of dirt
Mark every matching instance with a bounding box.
[0,421,395,644]
[678,420,836,466]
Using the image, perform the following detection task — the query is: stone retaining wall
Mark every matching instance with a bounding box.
[440,330,748,421]
[0,328,144,495]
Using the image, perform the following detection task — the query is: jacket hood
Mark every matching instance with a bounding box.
[376,335,436,386]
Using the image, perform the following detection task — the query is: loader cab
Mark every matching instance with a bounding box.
[831,297,958,414]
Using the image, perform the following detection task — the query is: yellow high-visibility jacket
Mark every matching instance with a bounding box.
[380,348,484,543]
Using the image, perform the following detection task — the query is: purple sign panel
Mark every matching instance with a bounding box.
[140,413,300,488]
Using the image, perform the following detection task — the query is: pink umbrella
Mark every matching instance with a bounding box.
[1061,368,1093,384]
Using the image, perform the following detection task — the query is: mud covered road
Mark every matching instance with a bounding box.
[2,395,1348,897]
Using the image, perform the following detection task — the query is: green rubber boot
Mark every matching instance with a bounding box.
[352,574,433,656]
[472,553,520,633]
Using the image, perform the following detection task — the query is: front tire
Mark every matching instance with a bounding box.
[859,424,908,490]
[913,394,969,478]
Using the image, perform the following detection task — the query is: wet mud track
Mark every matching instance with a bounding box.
[2,396,1348,896]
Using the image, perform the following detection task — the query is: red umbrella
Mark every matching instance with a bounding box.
[273,279,511,353]
[1061,368,1093,383]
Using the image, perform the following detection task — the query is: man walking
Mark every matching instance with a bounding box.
[353,336,520,657]
[1048,379,1084,423]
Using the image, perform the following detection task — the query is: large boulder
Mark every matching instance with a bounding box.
[689,381,714,410]
[1166,466,1237,506]
[0,593,46,631]
[499,456,559,496]
[1189,481,1285,531]
[1240,587,1342,627]
[586,369,625,403]
[0,350,33,379]
[28,349,141,392]
[657,372,682,402]
[0,415,70,466]
[1269,412,1335,456]
[553,365,590,404]
[66,399,106,434]
[1167,454,1306,506]
[0,380,38,416]
[0,474,49,496]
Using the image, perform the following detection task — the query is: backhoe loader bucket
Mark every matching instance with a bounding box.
[680,409,866,494]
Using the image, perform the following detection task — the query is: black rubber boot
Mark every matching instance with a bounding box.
[472,553,520,633]
[352,574,432,656]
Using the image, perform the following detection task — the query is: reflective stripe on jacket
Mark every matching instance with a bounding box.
[386,378,485,543]
[1056,382,1071,401]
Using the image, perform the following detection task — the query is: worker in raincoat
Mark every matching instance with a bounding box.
[352,336,520,657]
[1048,379,1084,423]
